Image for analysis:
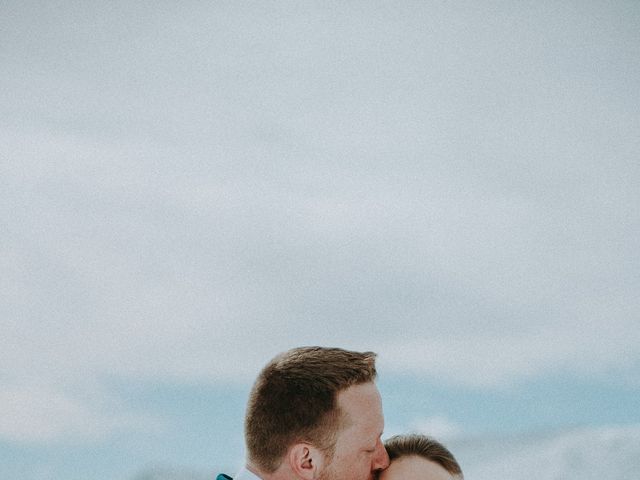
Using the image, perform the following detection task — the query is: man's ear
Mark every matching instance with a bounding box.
[287,443,325,480]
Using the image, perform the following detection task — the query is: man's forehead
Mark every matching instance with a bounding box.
[337,382,384,429]
[337,382,382,407]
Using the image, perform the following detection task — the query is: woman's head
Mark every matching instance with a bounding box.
[379,434,463,480]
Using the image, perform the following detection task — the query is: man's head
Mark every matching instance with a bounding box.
[245,346,389,480]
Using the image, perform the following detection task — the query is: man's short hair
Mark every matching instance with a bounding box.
[384,434,463,478]
[245,346,378,473]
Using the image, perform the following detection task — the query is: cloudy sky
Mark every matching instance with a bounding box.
[2,1,639,479]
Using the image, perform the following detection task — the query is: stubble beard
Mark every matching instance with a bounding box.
[318,464,375,480]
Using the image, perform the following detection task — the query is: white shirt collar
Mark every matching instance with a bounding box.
[234,467,264,480]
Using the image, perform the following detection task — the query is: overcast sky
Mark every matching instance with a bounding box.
[2,1,639,479]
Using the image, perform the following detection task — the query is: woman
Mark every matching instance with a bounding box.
[378,434,463,480]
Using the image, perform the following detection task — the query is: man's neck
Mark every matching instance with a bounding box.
[246,462,298,480]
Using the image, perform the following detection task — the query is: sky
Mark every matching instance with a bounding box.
[1,1,640,479]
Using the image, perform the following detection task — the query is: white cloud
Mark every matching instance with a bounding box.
[1,121,639,410]
[450,424,640,480]
[1,0,639,448]
[377,319,640,388]
[409,416,464,440]
[0,383,163,443]
[384,415,464,444]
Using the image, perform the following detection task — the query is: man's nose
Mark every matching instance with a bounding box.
[372,440,390,471]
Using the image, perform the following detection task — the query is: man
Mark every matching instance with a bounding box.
[221,346,389,480]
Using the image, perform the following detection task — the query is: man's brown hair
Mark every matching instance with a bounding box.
[245,346,378,473]
[384,434,463,478]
